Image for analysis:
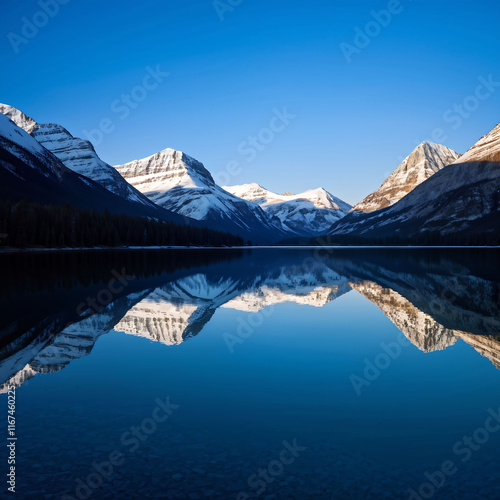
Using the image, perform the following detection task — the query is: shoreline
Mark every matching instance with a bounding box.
[0,245,499,253]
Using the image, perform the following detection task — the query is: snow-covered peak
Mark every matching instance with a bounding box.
[0,112,44,156]
[114,149,282,241]
[224,183,351,236]
[0,112,63,179]
[227,182,270,202]
[458,122,500,164]
[0,103,37,134]
[0,103,157,206]
[115,147,215,190]
[225,184,350,211]
[351,142,460,213]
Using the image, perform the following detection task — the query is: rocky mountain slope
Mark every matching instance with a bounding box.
[351,142,460,213]
[0,110,195,225]
[0,103,162,209]
[114,149,285,243]
[329,123,500,241]
[225,183,351,236]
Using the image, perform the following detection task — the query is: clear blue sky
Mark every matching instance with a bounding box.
[1,0,499,204]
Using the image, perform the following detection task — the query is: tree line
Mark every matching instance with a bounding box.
[308,230,500,247]
[0,199,246,249]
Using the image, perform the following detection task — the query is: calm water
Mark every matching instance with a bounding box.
[1,248,500,499]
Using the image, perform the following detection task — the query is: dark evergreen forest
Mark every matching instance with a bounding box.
[0,199,245,249]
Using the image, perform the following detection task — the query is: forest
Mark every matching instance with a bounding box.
[0,199,245,249]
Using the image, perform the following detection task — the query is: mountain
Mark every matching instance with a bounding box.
[0,103,162,209]
[0,111,204,226]
[224,183,351,236]
[351,142,460,213]
[329,124,500,243]
[114,148,285,243]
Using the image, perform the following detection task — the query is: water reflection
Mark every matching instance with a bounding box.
[1,248,499,391]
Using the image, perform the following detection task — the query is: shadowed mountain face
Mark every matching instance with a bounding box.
[0,249,499,390]
[330,123,500,242]
[351,142,460,214]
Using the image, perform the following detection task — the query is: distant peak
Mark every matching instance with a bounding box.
[281,191,295,196]
[225,182,269,192]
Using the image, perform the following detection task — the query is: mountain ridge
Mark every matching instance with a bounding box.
[114,148,287,243]
[224,183,351,236]
[351,141,460,214]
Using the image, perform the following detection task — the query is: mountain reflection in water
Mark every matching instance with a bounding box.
[1,248,499,390]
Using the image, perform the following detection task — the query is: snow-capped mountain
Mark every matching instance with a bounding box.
[114,148,285,243]
[224,183,351,236]
[351,142,460,213]
[0,103,160,209]
[0,108,196,225]
[330,123,500,241]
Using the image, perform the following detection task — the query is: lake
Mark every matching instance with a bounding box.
[1,248,500,499]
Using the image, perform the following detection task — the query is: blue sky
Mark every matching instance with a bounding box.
[1,0,499,204]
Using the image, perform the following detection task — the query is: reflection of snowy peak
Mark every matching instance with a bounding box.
[223,284,350,311]
[225,183,351,236]
[0,290,150,391]
[350,281,457,352]
[223,268,350,311]
[115,275,244,345]
[455,333,500,369]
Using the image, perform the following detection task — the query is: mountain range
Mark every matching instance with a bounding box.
[224,183,351,236]
[0,102,499,245]
[113,148,284,242]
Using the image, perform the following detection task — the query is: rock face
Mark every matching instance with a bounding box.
[352,142,460,213]
[114,149,285,243]
[0,112,190,224]
[330,123,500,240]
[0,103,157,208]
[224,183,351,236]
